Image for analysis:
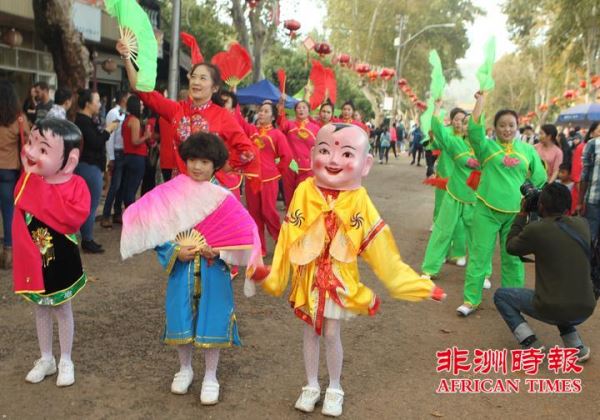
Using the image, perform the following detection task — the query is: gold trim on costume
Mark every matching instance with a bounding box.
[14,172,31,205]
[165,244,181,275]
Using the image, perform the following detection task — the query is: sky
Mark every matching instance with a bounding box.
[281,0,516,105]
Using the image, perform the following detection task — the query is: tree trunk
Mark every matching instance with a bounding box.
[360,83,383,125]
[33,0,92,91]
[231,0,250,52]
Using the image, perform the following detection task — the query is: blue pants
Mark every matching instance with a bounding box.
[102,150,125,218]
[584,202,600,242]
[493,288,585,342]
[123,154,146,207]
[0,169,19,246]
[75,162,103,242]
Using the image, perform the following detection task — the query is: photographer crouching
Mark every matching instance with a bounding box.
[493,182,596,361]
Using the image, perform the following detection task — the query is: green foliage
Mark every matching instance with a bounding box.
[158,0,235,61]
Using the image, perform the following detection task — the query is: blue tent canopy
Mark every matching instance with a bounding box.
[236,79,299,109]
[556,103,600,126]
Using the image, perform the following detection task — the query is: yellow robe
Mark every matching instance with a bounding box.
[263,177,435,327]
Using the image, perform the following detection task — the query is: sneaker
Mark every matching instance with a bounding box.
[56,359,75,387]
[420,273,437,280]
[112,214,123,224]
[81,240,105,254]
[455,257,466,267]
[483,278,491,289]
[457,303,477,317]
[429,223,434,232]
[521,339,546,352]
[321,388,344,417]
[200,381,220,405]
[294,386,321,413]
[577,346,591,363]
[171,369,194,395]
[100,217,113,229]
[25,357,56,383]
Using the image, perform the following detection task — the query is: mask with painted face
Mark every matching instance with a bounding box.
[311,123,374,191]
[22,118,82,184]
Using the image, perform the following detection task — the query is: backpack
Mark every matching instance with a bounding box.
[380,131,391,148]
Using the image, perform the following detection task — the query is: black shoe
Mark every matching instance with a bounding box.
[82,240,105,254]
[410,161,415,165]
[112,214,122,224]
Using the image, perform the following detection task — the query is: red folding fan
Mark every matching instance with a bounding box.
[277,68,286,93]
[180,32,204,65]
[211,42,253,88]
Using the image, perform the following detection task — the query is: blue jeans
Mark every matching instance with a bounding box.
[494,288,585,342]
[102,150,125,218]
[123,154,146,207]
[584,202,600,242]
[0,169,19,246]
[75,162,103,242]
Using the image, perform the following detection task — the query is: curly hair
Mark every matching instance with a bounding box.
[178,132,229,172]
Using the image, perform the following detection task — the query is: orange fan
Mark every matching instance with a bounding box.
[211,42,253,88]
[181,32,204,65]
[308,60,337,110]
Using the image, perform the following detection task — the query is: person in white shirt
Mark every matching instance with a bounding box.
[46,88,72,120]
[101,91,130,228]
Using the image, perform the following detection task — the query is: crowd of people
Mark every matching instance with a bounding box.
[1,40,599,417]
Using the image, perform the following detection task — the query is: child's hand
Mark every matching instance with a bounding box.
[177,245,198,262]
[199,246,219,259]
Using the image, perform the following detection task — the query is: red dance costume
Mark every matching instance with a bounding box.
[136,91,261,197]
[244,124,293,255]
[277,114,320,205]
[158,117,177,172]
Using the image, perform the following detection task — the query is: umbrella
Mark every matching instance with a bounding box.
[235,79,299,109]
[556,103,600,126]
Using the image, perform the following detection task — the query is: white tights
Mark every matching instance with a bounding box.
[303,319,343,390]
[177,344,220,384]
[34,301,74,362]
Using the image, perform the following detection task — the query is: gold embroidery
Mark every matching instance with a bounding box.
[31,227,55,267]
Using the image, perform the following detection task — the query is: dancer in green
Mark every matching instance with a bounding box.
[458,92,546,316]
[421,101,476,277]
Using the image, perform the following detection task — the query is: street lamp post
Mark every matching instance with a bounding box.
[392,18,455,119]
[167,0,182,100]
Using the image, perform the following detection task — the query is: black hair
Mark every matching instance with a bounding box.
[522,125,533,131]
[126,95,142,119]
[221,89,239,108]
[54,88,72,106]
[294,100,309,112]
[115,90,129,105]
[558,163,571,173]
[188,63,225,107]
[178,132,229,173]
[450,107,467,121]
[34,118,83,169]
[34,81,49,91]
[493,109,519,128]
[342,101,355,112]
[320,99,334,113]
[0,80,20,126]
[540,124,559,146]
[539,182,571,215]
[260,101,278,125]
[585,122,600,143]
[77,88,95,110]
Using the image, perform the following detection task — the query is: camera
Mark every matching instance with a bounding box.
[520,181,542,213]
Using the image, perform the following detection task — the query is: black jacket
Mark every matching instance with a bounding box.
[75,113,110,170]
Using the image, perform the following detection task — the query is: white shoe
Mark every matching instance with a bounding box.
[200,381,220,405]
[322,388,344,417]
[56,359,75,387]
[483,278,491,289]
[294,386,321,413]
[171,369,194,395]
[429,224,434,232]
[25,357,56,383]
[456,303,477,317]
[455,257,466,267]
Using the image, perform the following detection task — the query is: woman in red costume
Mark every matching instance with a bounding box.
[334,101,370,134]
[116,42,260,198]
[277,97,320,205]
[243,102,293,256]
[312,101,334,127]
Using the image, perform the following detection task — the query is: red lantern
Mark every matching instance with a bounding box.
[338,53,351,66]
[379,68,395,81]
[538,103,548,112]
[526,111,536,118]
[580,80,587,89]
[563,89,577,100]
[355,63,371,76]
[367,70,378,81]
[314,42,331,57]
[411,96,418,103]
[592,75,600,89]
[2,28,23,48]
[550,96,559,105]
[415,100,427,111]
[246,0,260,8]
[284,20,301,39]
[397,78,408,87]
